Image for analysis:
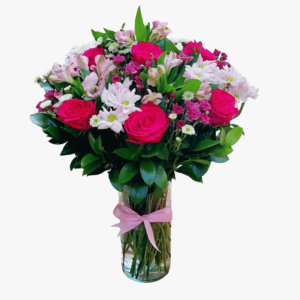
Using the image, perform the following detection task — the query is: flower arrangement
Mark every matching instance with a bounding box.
[31,7,258,282]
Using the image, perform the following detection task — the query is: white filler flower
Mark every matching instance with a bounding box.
[90,115,101,128]
[182,91,195,101]
[40,100,52,109]
[169,113,177,120]
[182,125,195,135]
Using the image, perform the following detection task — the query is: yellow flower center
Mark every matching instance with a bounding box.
[108,114,117,122]
[198,65,205,69]
[195,73,202,78]
[234,94,239,98]
[121,101,129,106]
[227,76,234,82]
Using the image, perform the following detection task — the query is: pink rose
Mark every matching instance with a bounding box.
[82,46,105,69]
[183,39,203,56]
[131,42,164,66]
[57,99,97,130]
[200,48,216,61]
[124,102,169,145]
[209,89,238,126]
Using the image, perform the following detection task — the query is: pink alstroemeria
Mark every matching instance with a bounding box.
[163,52,182,76]
[75,55,89,70]
[115,30,135,46]
[195,82,212,100]
[48,63,75,84]
[149,21,172,43]
[82,72,105,98]
[147,65,166,87]
[91,55,116,79]
[142,89,162,105]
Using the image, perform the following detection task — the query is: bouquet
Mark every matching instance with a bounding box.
[31,7,258,283]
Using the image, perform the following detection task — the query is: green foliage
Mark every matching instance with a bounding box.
[91,29,105,40]
[176,165,203,183]
[193,140,220,152]
[156,52,167,65]
[155,38,179,54]
[141,139,164,157]
[61,141,75,156]
[81,153,101,168]
[40,82,53,91]
[78,67,90,80]
[119,162,140,183]
[191,162,210,178]
[109,169,124,192]
[113,148,141,161]
[156,143,169,160]
[103,28,116,41]
[154,162,168,189]
[30,113,60,129]
[82,160,102,176]
[129,180,148,205]
[135,6,147,42]
[174,79,201,103]
[210,155,229,163]
[140,159,156,186]
[225,127,244,146]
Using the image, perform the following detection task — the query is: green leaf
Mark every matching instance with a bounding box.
[81,153,101,168]
[52,82,69,92]
[96,96,103,111]
[207,144,225,154]
[46,126,66,140]
[225,127,244,146]
[176,165,203,183]
[168,66,178,84]
[156,143,169,160]
[174,79,201,103]
[141,139,164,157]
[40,82,53,91]
[49,138,65,145]
[109,169,124,192]
[121,23,126,30]
[103,28,116,41]
[139,72,148,83]
[78,67,90,80]
[193,140,220,152]
[30,113,60,129]
[91,29,105,40]
[220,127,226,144]
[119,162,140,183]
[82,161,102,176]
[140,159,156,186]
[105,72,113,88]
[129,181,148,205]
[70,156,81,170]
[210,155,229,163]
[113,148,141,161]
[60,141,75,156]
[210,84,223,91]
[89,132,102,155]
[188,157,211,165]
[154,162,168,189]
[135,6,147,42]
[191,162,210,179]
[151,186,165,198]
[213,143,233,157]
[157,51,167,65]
[155,38,179,54]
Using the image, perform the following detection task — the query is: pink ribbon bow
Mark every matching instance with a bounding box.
[112,204,172,251]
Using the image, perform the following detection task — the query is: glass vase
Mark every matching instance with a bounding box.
[118,183,172,283]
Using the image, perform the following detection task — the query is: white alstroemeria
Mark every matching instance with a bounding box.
[147,65,166,87]
[182,125,195,135]
[64,85,71,92]
[163,52,182,75]
[179,38,190,43]
[182,91,195,101]
[95,37,103,46]
[40,100,52,109]
[92,55,116,79]
[89,115,101,127]
[218,67,246,87]
[169,113,177,120]
[48,63,75,84]
[34,76,42,84]
[97,106,129,133]
[176,42,183,51]
[43,70,51,77]
[108,42,120,53]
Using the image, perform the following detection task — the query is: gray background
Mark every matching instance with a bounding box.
[0,0,299,299]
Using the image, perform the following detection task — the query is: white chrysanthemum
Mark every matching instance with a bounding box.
[59,94,73,101]
[176,42,183,51]
[40,100,52,109]
[43,70,51,77]
[184,64,217,83]
[182,91,195,101]
[64,85,71,92]
[182,125,195,135]
[248,85,259,99]
[108,42,120,53]
[195,55,218,71]
[90,115,101,128]
[95,37,103,46]
[169,113,177,120]
[229,85,249,103]
[97,106,129,133]
[65,41,96,65]
[218,67,246,87]
[179,38,190,43]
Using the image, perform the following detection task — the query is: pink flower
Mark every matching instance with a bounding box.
[82,72,105,98]
[113,55,125,64]
[200,48,215,61]
[149,21,172,43]
[125,61,142,74]
[44,90,55,99]
[36,100,47,112]
[185,101,201,121]
[214,49,221,57]
[145,60,152,69]
[221,53,228,61]
[111,73,121,83]
[48,63,75,84]
[199,113,210,124]
[54,89,62,99]
[196,82,212,100]
[163,52,182,75]
[82,47,105,69]
[135,75,144,89]
[177,51,193,63]
[176,120,185,130]
[147,65,166,87]
[115,30,135,46]
[198,99,211,112]
[142,89,162,105]
[171,103,184,115]
[75,55,89,70]
[92,55,116,79]
[169,93,177,100]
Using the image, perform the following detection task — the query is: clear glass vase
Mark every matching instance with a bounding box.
[118,183,172,283]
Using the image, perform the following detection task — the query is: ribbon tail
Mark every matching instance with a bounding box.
[143,220,160,252]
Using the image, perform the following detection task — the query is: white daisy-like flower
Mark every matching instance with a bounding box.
[43,70,51,77]
[179,38,190,43]
[169,113,177,120]
[176,42,183,51]
[89,115,101,128]
[97,106,129,133]
[95,37,103,46]
[184,64,216,83]
[218,67,246,87]
[108,42,120,53]
[64,85,71,92]
[40,100,52,109]
[182,91,195,101]
[182,125,195,135]
[195,55,218,71]
[248,85,259,99]
[229,85,249,103]
[169,37,179,44]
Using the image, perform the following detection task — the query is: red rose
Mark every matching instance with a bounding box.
[200,48,215,61]
[82,46,105,69]
[124,102,169,145]
[131,42,164,65]
[209,89,238,126]
[57,99,97,130]
[183,39,203,56]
